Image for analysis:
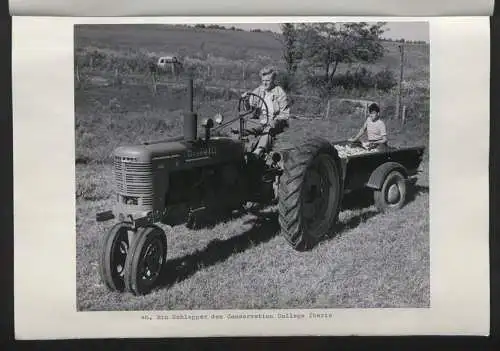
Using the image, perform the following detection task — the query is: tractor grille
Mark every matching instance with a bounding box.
[114,157,153,204]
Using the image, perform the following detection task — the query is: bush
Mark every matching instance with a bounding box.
[305,67,398,96]
[276,71,297,93]
[374,68,398,91]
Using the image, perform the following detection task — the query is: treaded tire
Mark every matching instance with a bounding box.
[124,225,167,296]
[278,137,342,251]
[374,170,407,212]
[99,222,133,292]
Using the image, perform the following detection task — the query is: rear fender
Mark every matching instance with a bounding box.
[366,162,408,190]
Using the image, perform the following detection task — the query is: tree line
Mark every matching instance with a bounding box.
[279,22,407,95]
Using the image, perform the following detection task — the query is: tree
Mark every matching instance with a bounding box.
[280,23,302,75]
[296,22,387,89]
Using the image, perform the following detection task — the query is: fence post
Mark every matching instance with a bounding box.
[324,99,331,120]
[242,64,246,90]
[151,72,157,96]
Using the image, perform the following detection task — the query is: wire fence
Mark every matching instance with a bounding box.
[76,63,428,125]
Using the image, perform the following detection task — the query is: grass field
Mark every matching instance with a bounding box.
[75,23,430,311]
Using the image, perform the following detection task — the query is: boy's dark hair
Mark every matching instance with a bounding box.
[368,103,380,113]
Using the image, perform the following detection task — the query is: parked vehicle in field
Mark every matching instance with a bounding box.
[156,55,181,68]
[95,78,425,296]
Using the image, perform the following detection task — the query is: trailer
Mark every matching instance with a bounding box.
[332,141,425,211]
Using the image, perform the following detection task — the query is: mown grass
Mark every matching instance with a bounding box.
[75,24,429,311]
[77,166,428,311]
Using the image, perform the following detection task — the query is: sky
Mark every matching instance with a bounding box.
[218,22,429,42]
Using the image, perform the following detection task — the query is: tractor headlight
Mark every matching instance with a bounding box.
[214,113,224,124]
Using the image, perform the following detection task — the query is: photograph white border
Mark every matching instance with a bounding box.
[13,16,490,339]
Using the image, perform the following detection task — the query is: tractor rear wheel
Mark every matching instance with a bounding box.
[278,138,342,251]
[124,225,167,295]
[99,222,133,292]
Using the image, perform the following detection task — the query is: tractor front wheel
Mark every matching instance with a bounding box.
[124,225,167,296]
[278,138,342,251]
[99,222,133,292]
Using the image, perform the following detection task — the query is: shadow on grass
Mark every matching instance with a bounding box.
[341,179,429,212]
[341,189,376,211]
[318,180,429,248]
[407,182,429,202]
[159,202,265,231]
[157,211,280,289]
[155,181,430,288]
[180,208,251,230]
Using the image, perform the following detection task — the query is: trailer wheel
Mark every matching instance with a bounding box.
[124,225,167,296]
[98,222,132,292]
[374,170,407,211]
[278,138,342,251]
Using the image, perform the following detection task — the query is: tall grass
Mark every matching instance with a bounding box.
[75,46,273,89]
[76,85,428,166]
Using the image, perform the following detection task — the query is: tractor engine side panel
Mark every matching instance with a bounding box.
[165,161,246,205]
[153,147,247,225]
[150,138,246,207]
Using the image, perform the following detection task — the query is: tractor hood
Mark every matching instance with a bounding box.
[114,139,188,162]
[113,136,244,163]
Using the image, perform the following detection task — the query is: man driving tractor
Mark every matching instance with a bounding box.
[243,66,290,157]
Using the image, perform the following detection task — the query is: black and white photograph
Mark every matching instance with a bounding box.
[73,21,430,311]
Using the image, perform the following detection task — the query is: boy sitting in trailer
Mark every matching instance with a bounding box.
[348,102,388,151]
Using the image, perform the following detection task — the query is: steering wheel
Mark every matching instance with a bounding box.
[211,92,271,138]
[237,92,270,131]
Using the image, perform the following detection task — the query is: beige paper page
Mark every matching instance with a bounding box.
[9,0,496,16]
[13,16,490,339]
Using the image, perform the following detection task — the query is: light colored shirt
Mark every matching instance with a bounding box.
[364,118,387,142]
[251,85,290,121]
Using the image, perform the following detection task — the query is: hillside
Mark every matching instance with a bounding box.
[75,24,283,61]
[74,24,429,82]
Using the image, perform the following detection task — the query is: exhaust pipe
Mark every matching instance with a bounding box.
[183,76,197,141]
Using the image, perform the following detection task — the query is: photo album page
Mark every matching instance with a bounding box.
[11,0,493,340]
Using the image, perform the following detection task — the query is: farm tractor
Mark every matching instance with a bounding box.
[96,78,425,296]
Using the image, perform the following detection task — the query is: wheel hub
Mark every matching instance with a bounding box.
[387,183,400,203]
[301,156,335,238]
[114,238,128,276]
[302,170,326,220]
[141,240,163,281]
